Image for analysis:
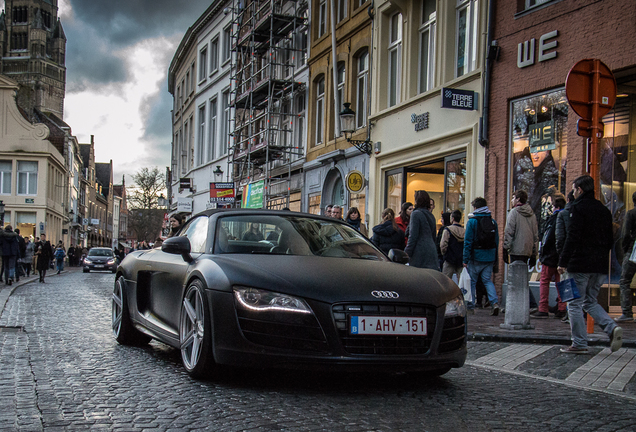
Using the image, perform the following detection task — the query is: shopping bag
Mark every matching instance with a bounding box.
[556,275,580,302]
[458,268,473,303]
[629,241,636,264]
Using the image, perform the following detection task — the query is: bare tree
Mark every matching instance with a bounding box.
[127,167,166,244]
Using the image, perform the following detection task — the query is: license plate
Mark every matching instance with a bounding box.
[350,316,427,336]
[94,264,104,268]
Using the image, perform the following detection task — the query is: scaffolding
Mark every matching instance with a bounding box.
[229,0,308,208]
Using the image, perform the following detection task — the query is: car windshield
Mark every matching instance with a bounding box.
[88,249,113,257]
[214,214,386,261]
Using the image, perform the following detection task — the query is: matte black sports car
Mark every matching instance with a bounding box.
[112,209,466,378]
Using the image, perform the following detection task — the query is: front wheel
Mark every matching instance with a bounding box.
[112,277,150,345]
[179,280,214,378]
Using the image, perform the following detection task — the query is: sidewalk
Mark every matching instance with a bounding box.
[467,306,636,348]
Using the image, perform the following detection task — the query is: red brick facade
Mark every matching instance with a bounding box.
[486,0,636,289]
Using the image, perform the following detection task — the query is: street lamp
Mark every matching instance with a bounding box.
[158,194,169,208]
[213,165,224,181]
[339,103,372,155]
[0,200,4,227]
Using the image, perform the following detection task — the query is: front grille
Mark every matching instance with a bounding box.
[439,316,466,353]
[333,303,436,355]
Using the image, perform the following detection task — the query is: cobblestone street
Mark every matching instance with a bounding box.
[1,269,636,431]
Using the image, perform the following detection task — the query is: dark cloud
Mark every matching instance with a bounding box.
[141,90,173,141]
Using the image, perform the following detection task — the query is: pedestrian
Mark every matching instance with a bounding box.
[557,175,623,354]
[463,197,500,315]
[436,212,452,270]
[395,202,413,236]
[371,208,405,254]
[35,233,54,283]
[242,222,264,241]
[21,236,34,277]
[54,244,66,274]
[14,228,26,281]
[555,190,575,324]
[502,190,540,314]
[615,191,636,323]
[168,214,185,238]
[324,204,333,217]
[345,207,368,237]
[534,193,567,319]
[331,205,344,221]
[404,190,439,270]
[440,209,465,282]
[1,225,19,285]
[68,245,76,267]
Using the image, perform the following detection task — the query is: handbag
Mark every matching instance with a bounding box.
[629,241,636,264]
[556,274,580,302]
[458,268,473,303]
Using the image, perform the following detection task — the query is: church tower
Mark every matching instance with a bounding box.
[0,0,67,118]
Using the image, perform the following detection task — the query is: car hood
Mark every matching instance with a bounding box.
[211,255,459,307]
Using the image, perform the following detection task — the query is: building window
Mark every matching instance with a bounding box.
[222,90,230,155]
[521,0,553,12]
[356,50,368,129]
[199,47,207,82]
[198,105,206,165]
[318,0,327,37]
[294,94,305,162]
[510,88,568,237]
[17,161,37,195]
[388,12,402,107]
[223,27,232,63]
[190,63,196,92]
[419,1,436,93]
[210,37,219,74]
[185,70,190,96]
[337,0,347,22]
[208,98,217,162]
[456,0,478,77]
[0,161,11,195]
[315,76,325,146]
[336,62,345,118]
[309,193,322,215]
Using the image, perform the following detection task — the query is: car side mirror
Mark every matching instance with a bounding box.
[161,236,194,263]
[388,249,409,264]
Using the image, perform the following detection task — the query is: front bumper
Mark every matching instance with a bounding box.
[84,262,116,271]
[207,290,467,372]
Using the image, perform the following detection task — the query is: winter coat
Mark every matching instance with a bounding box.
[21,241,34,264]
[404,207,439,270]
[35,240,54,271]
[395,216,408,235]
[555,201,572,256]
[503,203,538,257]
[346,218,368,237]
[463,209,499,264]
[558,190,613,274]
[621,207,636,255]
[1,230,19,257]
[371,221,405,254]
[440,224,465,267]
[539,211,560,268]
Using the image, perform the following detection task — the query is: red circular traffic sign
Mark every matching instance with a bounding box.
[565,59,616,120]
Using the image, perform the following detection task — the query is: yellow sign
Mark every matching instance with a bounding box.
[346,170,365,193]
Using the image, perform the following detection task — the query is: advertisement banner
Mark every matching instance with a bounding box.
[210,182,236,203]
[242,180,264,209]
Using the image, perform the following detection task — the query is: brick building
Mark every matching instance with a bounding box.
[485,0,636,310]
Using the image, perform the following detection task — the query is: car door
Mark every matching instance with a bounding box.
[146,216,210,334]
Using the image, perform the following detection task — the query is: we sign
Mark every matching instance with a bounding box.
[517,30,558,69]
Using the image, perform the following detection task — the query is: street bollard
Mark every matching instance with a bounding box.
[500,260,535,330]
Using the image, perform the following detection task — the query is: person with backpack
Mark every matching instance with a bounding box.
[440,209,465,281]
[533,193,567,319]
[54,244,66,274]
[463,197,500,315]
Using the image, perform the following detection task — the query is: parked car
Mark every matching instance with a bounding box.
[112,209,467,378]
[83,247,117,273]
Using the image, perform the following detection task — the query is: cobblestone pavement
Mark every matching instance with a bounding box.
[1,269,636,431]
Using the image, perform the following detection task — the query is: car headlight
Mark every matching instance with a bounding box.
[234,287,312,314]
[107,259,116,265]
[84,259,92,264]
[445,295,466,318]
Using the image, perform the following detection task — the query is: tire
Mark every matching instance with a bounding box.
[112,276,151,345]
[83,269,89,273]
[179,279,214,378]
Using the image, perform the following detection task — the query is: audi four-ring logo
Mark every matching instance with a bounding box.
[371,291,399,299]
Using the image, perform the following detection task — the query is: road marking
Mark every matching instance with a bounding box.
[566,348,636,391]
[471,344,553,370]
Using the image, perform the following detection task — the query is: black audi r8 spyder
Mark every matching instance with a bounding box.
[112,209,466,378]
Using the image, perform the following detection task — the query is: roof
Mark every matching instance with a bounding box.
[78,144,91,169]
[95,162,113,197]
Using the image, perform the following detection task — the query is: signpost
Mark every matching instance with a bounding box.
[565,58,617,334]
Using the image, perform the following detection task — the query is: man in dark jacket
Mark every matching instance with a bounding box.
[534,194,567,318]
[557,175,622,354]
[1,225,20,285]
[15,228,26,281]
[616,191,636,322]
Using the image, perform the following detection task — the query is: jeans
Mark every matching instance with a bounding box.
[56,259,64,272]
[568,272,617,348]
[539,264,565,313]
[618,255,636,316]
[2,256,16,282]
[467,260,499,309]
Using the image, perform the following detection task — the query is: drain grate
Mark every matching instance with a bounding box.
[0,326,25,333]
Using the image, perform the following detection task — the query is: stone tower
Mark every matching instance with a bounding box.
[0,0,66,118]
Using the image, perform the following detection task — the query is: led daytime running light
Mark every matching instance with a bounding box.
[234,288,311,314]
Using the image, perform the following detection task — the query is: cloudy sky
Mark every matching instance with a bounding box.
[3,0,214,184]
